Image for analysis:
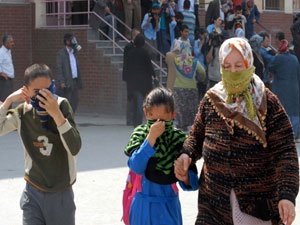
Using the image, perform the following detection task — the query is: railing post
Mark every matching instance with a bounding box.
[112,14,115,55]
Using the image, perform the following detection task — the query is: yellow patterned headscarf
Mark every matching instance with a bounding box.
[208,38,266,147]
[219,37,253,69]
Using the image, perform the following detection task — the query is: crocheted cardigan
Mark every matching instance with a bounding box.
[182,89,299,225]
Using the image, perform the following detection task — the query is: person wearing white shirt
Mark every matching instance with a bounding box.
[0,35,14,102]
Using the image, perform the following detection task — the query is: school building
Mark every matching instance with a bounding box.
[0,0,298,115]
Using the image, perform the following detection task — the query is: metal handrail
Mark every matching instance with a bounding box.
[42,0,91,27]
[89,11,167,84]
[40,0,167,83]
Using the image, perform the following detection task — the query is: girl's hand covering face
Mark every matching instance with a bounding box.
[148,119,166,138]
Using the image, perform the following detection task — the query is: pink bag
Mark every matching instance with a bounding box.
[121,170,179,225]
[121,170,142,225]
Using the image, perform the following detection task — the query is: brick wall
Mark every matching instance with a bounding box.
[0,3,295,115]
[32,29,126,115]
[0,3,126,115]
[0,3,33,90]
[254,12,293,47]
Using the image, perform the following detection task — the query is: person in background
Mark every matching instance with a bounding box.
[206,15,223,34]
[0,63,81,225]
[177,24,192,54]
[0,35,15,102]
[168,0,177,17]
[181,0,196,47]
[242,0,260,39]
[194,28,208,100]
[125,87,198,225]
[89,0,107,39]
[157,0,171,55]
[205,30,224,88]
[165,39,206,131]
[194,28,208,71]
[56,33,83,113]
[258,31,275,90]
[269,39,300,139]
[175,37,299,225]
[291,13,300,62]
[275,31,285,49]
[126,33,156,127]
[249,34,265,80]
[122,28,140,126]
[122,0,141,39]
[194,0,200,30]
[205,0,230,27]
[141,2,161,61]
[234,27,245,38]
[169,11,184,47]
[227,4,247,38]
[104,0,122,39]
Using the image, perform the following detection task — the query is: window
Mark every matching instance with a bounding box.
[264,0,284,10]
[294,0,300,11]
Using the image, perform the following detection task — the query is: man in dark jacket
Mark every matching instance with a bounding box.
[126,33,155,126]
[122,28,140,125]
[56,33,83,113]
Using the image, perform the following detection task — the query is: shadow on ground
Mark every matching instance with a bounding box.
[0,124,134,179]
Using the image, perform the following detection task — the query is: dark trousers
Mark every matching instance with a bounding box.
[126,83,134,126]
[0,78,13,102]
[132,91,144,127]
[20,182,75,225]
[59,79,79,112]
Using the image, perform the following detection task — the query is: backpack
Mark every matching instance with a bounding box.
[121,170,179,225]
[121,170,142,225]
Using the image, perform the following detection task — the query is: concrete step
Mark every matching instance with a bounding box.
[95,40,127,48]
[106,54,123,62]
[101,46,124,55]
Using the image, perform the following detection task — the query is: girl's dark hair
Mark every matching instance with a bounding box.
[143,87,175,113]
[24,63,53,86]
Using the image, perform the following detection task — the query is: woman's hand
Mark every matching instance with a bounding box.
[174,153,191,183]
[278,199,296,225]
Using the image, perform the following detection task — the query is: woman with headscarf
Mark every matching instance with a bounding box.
[174,37,299,225]
[269,39,300,139]
[165,39,206,131]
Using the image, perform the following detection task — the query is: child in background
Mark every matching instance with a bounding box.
[194,28,208,71]
[169,11,184,47]
[124,87,198,225]
[194,28,208,100]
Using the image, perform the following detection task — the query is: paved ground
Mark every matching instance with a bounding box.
[0,113,299,225]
